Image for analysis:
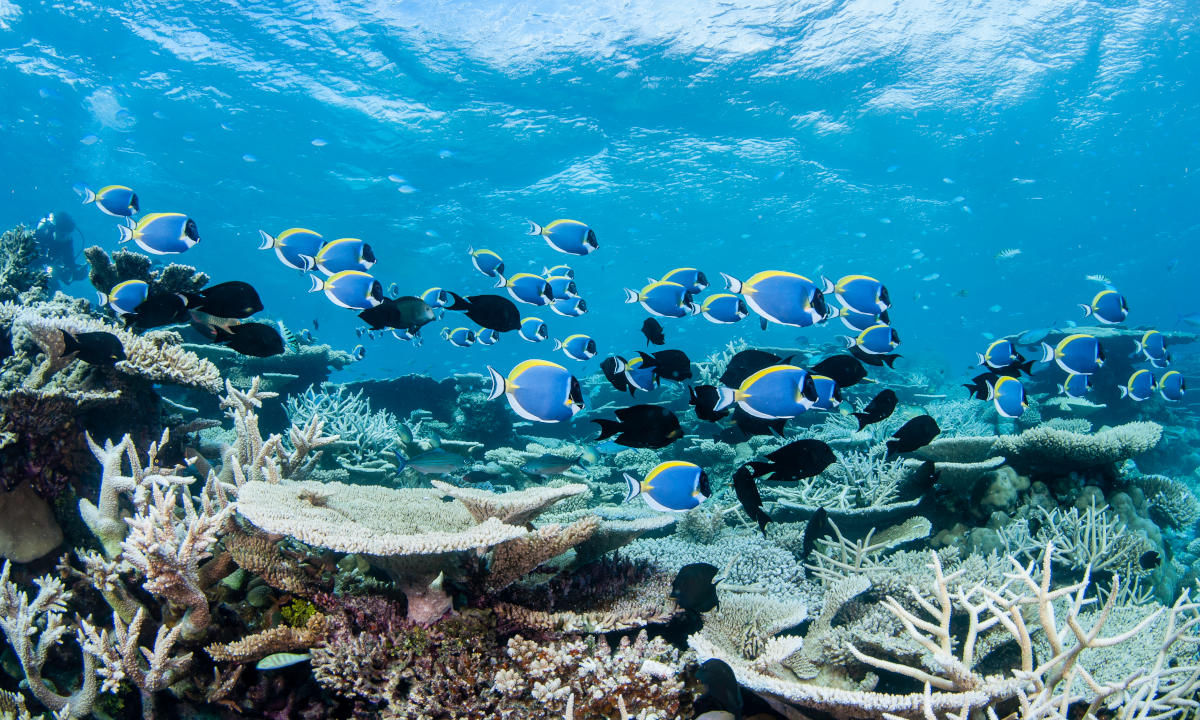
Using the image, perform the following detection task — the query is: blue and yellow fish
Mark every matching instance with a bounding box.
[527,219,598,256]
[97,279,149,315]
[546,275,579,301]
[720,270,830,328]
[79,184,138,217]
[624,354,659,393]
[659,268,709,294]
[809,375,842,410]
[442,327,476,347]
[486,359,584,423]
[623,461,710,512]
[700,293,749,324]
[839,308,886,332]
[422,287,451,308]
[258,228,323,271]
[542,264,574,278]
[1120,369,1155,401]
[477,328,500,346]
[977,339,1018,369]
[846,324,900,355]
[555,334,597,361]
[118,213,199,255]
[551,296,588,317]
[1041,334,1104,375]
[1134,330,1169,367]
[1058,373,1091,399]
[1080,289,1128,325]
[624,281,696,318]
[518,317,549,343]
[392,328,422,346]
[987,376,1027,418]
[715,364,819,419]
[1159,370,1185,401]
[308,270,383,310]
[313,238,375,275]
[499,273,554,306]
[468,246,505,278]
[825,274,890,315]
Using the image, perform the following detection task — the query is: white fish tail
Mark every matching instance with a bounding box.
[821,275,835,294]
[493,274,506,289]
[116,225,133,244]
[525,220,543,236]
[842,336,855,349]
[486,366,506,401]
[622,288,639,304]
[1039,342,1054,363]
[1056,384,1065,394]
[975,352,986,366]
[96,291,108,307]
[307,275,324,293]
[1078,303,1092,318]
[622,473,641,504]
[79,186,96,204]
[1119,386,1129,399]
[985,382,996,401]
[297,254,316,272]
[713,387,736,411]
[552,339,562,351]
[257,230,276,250]
[719,272,743,293]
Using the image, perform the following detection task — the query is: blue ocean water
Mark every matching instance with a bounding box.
[1,0,1197,382]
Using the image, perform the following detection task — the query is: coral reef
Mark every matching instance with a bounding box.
[0,226,50,304]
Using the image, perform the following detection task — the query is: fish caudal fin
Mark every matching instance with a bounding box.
[622,473,641,504]
[1119,386,1129,399]
[1039,342,1054,363]
[393,451,407,473]
[445,292,470,311]
[60,330,80,354]
[881,354,900,369]
[622,288,639,304]
[821,276,835,294]
[975,353,986,366]
[492,274,506,289]
[79,186,96,204]
[485,366,507,401]
[713,387,736,412]
[297,254,316,272]
[1078,303,1092,318]
[96,291,109,307]
[745,461,772,477]
[719,272,742,293]
[307,275,325,293]
[116,224,134,244]
[552,339,562,351]
[525,220,544,236]
[257,230,275,250]
[593,419,622,441]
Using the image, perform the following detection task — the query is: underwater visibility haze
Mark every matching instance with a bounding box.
[1,1,1199,719]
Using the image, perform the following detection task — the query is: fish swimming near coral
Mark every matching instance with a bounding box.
[600,356,633,395]
[670,562,720,613]
[810,354,867,389]
[185,281,264,319]
[468,246,504,278]
[118,213,200,255]
[1120,369,1156,402]
[624,280,696,318]
[213,322,285,357]
[593,404,682,449]
[550,295,588,317]
[1079,289,1128,325]
[719,348,788,387]
[395,448,468,476]
[520,451,595,477]
[358,296,437,333]
[853,389,898,430]
[258,228,323,271]
[446,292,521,332]
[848,344,900,368]
[124,292,190,331]
[695,658,743,720]
[721,270,830,328]
[731,463,771,535]
[745,439,836,482]
[554,334,597,361]
[699,293,749,325]
[716,365,818,420]
[624,461,709,512]
[688,384,730,423]
[309,270,383,310]
[78,183,139,217]
[518,317,549,343]
[312,237,376,275]
[97,279,149,316]
[487,359,584,423]
[639,349,692,382]
[798,507,830,562]
[885,415,941,457]
[641,317,665,346]
[61,330,125,365]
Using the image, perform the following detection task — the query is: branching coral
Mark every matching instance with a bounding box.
[286,384,403,476]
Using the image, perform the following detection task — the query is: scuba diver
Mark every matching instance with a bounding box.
[33,210,87,286]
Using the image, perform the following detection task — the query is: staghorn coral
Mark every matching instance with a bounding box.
[285,384,402,476]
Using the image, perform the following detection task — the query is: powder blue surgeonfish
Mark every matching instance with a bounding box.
[546,275,579,300]
[623,461,710,513]
[98,279,149,315]
[659,268,709,295]
[468,246,504,278]
[1080,289,1128,325]
[809,375,842,410]
[825,274,890,315]
[1134,330,1170,367]
[847,324,900,355]
[79,184,139,217]
[715,364,819,419]
[839,308,886,332]
[721,271,831,328]
[542,263,574,278]
[624,354,659,393]
[518,317,549,342]
[1159,370,1186,401]
[477,328,499,346]
[624,281,696,318]
[700,293,749,324]
[442,327,476,347]
[1041,334,1104,375]
[487,359,584,423]
[977,339,1019,369]
[1058,373,1092,398]
[555,333,597,361]
[308,270,383,309]
[551,296,588,317]
[258,228,323,271]
[527,219,598,256]
[1120,369,1156,401]
[988,376,1027,418]
[499,273,554,306]
[312,238,376,275]
[422,287,451,308]
[118,213,199,255]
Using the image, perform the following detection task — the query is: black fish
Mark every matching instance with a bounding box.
[1140,550,1161,570]
[732,408,787,438]
[853,389,898,430]
[600,356,632,395]
[358,296,436,332]
[799,507,829,561]
[212,322,285,357]
[638,349,692,382]
[719,348,787,387]
[445,292,520,332]
[964,372,998,400]
[0,326,13,361]
[810,354,867,389]
[460,469,498,484]
[747,439,836,482]
[695,658,743,720]
[732,463,771,536]
[185,281,263,319]
[593,404,682,449]
[1028,515,1043,538]
[993,353,1036,379]
[886,415,941,457]
[848,344,900,368]
[62,330,125,365]
[688,384,730,423]
[671,563,719,613]
[641,317,665,346]
[123,293,189,331]
[907,460,940,495]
